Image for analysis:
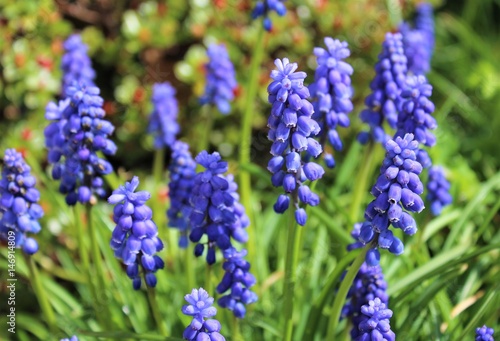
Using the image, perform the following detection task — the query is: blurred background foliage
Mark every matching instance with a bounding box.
[0,0,499,340]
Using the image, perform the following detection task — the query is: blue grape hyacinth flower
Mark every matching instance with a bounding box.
[0,149,44,255]
[148,82,180,149]
[200,44,237,115]
[359,134,425,266]
[267,58,324,226]
[217,247,258,318]
[351,297,395,341]
[358,32,407,145]
[189,151,249,264]
[108,176,165,290]
[476,325,494,341]
[61,34,95,97]
[427,166,452,216]
[252,0,287,31]
[310,38,354,168]
[60,336,78,341]
[45,83,116,206]
[167,141,197,248]
[182,288,226,341]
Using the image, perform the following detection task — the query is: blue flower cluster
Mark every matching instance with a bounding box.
[108,176,165,290]
[400,3,435,75]
[0,149,44,255]
[167,141,197,248]
[252,0,287,31]
[61,34,95,97]
[267,58,324,226]
[217,247,258,318]
[351,297,395,341]
[189,151,249,264]
[358,33,408,144]
[60,336,78,341]
[476,325,494,341]
[44,83,116,205]
[427,166,452,216]
[200,44,237,115]
[359,134,425,265]
[148,82,179,149]
[310,38,354,168]
[182,288,226,341]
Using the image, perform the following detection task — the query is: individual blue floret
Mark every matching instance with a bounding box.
[427,166,452,216]
[476,325,494,341]
[61,34,96,97]
[216,247,258,318]
[350,297,395,341]
[200,44,237,115]
[358,33,407,145]
[189,151,249,264]
[182,288,226,341]
[60,336,79,341]
[148,82,180,149]
[267,58,323,226]
[0,149,44,255]
[252,0,287,31]
[310,37,354,168]
[108,176,165,290]
[167,141,197,248]
[358,134,425,265]
[44,83,116,206]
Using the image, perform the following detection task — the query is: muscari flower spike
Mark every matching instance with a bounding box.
[182,288,226,341]
[252,0,287,31]
[148,82,180,149]
[167,141,197,248]
[358,32,407,145]
[44,83,116,206]
[476,325,494,341]
[188,151,249,264]
[60,336,79,341]
[267,58,324,226]
[350,297,395,341]
[0,149,44,255]
[310,37,354,168]
[358,133,425,266]
[108,176,165,290]
[61,34,95,97]
[217,247,258,318]
[427,166,452,216]
[200,44,237,115]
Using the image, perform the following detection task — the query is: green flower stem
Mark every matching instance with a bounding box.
[86,204,112,329]
[24,254,57,333]
[146,286,168,336]
[239,24,266,263]
[326,246,369,339]
[153,148,165,184]
[232,315,243,341]
[349,143,379,223]
[205,264,213,295]
[282,205,302,341]
[198,105,214,154]
[185,247,195,290]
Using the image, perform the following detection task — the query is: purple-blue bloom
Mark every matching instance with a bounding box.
[351,297,395,341]
[252,0,287,31]
[427,166,452,216]
[148,82,179,149]
[310,38,354,168]
[182,288,226,341]
[359,134,425,265]
[200,44,237,115]
[108,176,165,290]
[167,141,197,248]
[44,83,116,205]
[476,325,494,341]
[61,34,95,97]
[217,247,258,318]
[359,32,407,145]
[189,151,249,264]
[0,149,44,255]
[60,336,79,341]
[267,58,323,226]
